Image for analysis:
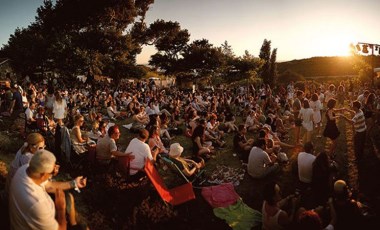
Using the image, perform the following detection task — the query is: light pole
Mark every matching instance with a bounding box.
[356,42,380,87]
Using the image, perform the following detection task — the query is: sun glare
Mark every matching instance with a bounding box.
[312,32,356,57]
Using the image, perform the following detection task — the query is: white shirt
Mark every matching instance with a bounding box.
[126,138,152,175]
[297,152,316,183]
[53,99,67,119]
[9,165,58,230]
[248,147,272,178]
[25,107,34,121]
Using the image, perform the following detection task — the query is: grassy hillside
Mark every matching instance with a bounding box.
[278,56,380,78]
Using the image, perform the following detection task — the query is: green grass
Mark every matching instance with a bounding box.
[2,108,379,229]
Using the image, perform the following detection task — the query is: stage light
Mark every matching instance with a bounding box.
[356,44,361,51]
[362,44,369,53]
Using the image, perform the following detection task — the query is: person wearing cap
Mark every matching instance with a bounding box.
[168,143,205,177]
[9,149,87,230]
[332,180,363,230]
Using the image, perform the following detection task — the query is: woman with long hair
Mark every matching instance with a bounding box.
[53,91,67,126]
[148,125,169,155]
[323,99,344,158]
[6,133,45,192]
[311,151,331,207]
[192,119,214,158]
[309,93,322,137]
[71,114,94,154]
[299,99,314,143]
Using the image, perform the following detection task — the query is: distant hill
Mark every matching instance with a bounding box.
[277,56,358,78]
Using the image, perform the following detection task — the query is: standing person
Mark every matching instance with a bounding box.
[53,91,67,126]
[9,149,87,230]
[324,84,336,106]
[9,84,23,120]
[323,99,344,158]
[293,90,304,145]
[299,100,314,143]
[340,101,366,162]
[309,93,322,137]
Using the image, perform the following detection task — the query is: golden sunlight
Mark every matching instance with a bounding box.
[311,31,356,57]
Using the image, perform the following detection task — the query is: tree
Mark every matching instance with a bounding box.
[277,70,305,84]
[180,39,224,78]
[258,39,278,87]
[269,48,278,86]
[349,43,378,85]
[146,20,190,74]
[1,0,156,82]
[225,50,264,83]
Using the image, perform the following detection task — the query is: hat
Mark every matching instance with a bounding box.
[334,180,347,194]
[169,143,184,158]
[277,152,288,162]
[263,124,271,130]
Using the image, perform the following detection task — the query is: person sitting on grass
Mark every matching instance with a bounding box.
[148,125,169,156]
[96,125,134,166]
[262,182,298,230]
[9,149,88,230]
[127,129,159,181]
[233,124,254,163]
[247,139,279,179]
[245,110,261,133]
[191,119,214,159]
[70,114,95,155]
[168,143,205,178]
[106,101,123,121]
[5,133,45,193]
[297,197,336,230]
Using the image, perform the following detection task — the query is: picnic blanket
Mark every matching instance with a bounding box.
[201,183,240,208]
[213,199,262,230]
[207,165,245,186]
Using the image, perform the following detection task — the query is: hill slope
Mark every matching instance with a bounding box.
[277,56,358,77]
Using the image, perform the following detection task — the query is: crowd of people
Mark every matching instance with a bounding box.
[0,75,379,229]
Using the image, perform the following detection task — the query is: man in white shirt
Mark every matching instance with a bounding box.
[248,139,279,178]
[9,149,87,230]
[297,142,316,184]
[25,102,37,130]
[126,129,159,180]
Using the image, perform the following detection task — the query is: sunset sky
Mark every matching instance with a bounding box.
[1,0,379,63]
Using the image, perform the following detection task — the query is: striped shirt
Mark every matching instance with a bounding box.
[352,110,366,133]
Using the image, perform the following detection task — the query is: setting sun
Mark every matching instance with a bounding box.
[311,32,356,57]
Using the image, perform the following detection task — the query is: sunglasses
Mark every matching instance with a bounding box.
[49,164,60,175]
[33,144,46,150]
